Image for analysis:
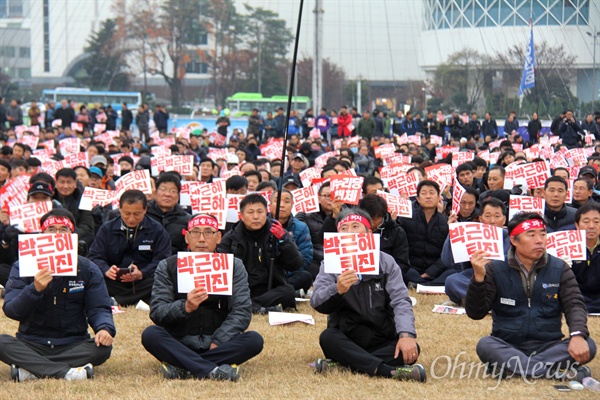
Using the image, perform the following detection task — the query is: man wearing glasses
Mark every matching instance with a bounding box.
[142,214,263,382]
[0,209,115,382]
[88,190,171,307]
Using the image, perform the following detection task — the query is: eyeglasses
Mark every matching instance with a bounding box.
[319,194,331,198]
[187,230,218,239]
[45,227,72,234]
[158,187,178,195]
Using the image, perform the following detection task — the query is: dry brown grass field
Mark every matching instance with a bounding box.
[0,292,599,400]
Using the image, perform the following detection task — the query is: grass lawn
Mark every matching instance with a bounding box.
[0,292,598,399]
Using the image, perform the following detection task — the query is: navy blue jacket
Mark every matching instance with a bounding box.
[87,216,172,279]
[3,256,116,346]
[466,250,589,345]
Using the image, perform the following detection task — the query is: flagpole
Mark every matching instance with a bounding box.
[269,0,304,292]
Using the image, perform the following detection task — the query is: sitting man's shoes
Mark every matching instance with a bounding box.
[315,358,339,373]
[391,364,427,382]
[574,365,591,383]
[110,297,119,307]
[407,282,418,290]
[10,365,37,382]
[209,364,240,382]
[161,362,192,380]
[64,363,94,380]
[252,304,283,315]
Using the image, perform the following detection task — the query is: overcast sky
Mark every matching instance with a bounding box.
[235,0,426,81]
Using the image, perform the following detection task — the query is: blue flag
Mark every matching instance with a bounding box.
[518,26,536,96]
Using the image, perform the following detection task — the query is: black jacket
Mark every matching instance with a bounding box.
[544,205,576,233]
[399,203,449,278]
[87,215,172,279]
[296,209,327,277]
[482,119,498,139]
[149,255,252,349]
[146,201,192,254]
[373,214,411,277]
[466,249,589,344]
[217,219,303,297]
[53,184,95,247]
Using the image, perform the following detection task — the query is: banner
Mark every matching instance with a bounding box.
[518,25,536,96]
[291,185,319,215]
[329,175,364,205]
[508,195,545,220]
[376,190,412,218]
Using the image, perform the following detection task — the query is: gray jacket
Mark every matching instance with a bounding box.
[149,255,252,349]
[311,252,416,343]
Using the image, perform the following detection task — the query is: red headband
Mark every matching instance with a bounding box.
[41,216,75,232]
[187,215,219,231]
[337,214,371,231]
[510,219,546,237]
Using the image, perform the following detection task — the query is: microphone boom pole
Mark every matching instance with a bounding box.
[268,0,305,291]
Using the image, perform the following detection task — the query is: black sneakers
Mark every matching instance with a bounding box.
[161,362,192,380]
[209,364,240,382]
[252,304,283,315]
[314,358,340,374]
[391,364,427,382]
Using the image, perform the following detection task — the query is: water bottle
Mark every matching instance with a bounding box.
[582,376,600,392]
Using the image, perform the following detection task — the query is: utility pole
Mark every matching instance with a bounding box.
[312,0,323,111]
[587,30,600,114]
[257,24,262,93]
[357,79,362,114]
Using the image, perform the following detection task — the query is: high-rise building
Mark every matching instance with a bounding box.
[420,0,600,103]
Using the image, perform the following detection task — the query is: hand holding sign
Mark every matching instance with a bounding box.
[185,286,209,313]
[33,268,53,292]
[336,269,359,295]
[470,250,491,283]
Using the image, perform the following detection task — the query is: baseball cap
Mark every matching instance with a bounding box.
[89,166,103,178]
[292,153,307,162]
[227,154,240,165]
[91,155,108,167]
[28,181,54,198]
[282,175,302,188]
[578,166,597,179]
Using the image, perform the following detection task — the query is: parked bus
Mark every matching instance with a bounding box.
[225,92,311,117]
[41,88,143,112]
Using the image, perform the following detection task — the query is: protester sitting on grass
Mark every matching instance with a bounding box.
[466,212,596,380]
[142,214,263,382]
[311,208,426,382]
[0,209,115,382]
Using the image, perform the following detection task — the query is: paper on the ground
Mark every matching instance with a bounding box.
[268,311,315,325]
[589,313,600,317]
[295,297,310,302]
[432,305,466,315]
[416,284,446,294]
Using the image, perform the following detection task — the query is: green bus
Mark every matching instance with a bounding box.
[225,92,311,117]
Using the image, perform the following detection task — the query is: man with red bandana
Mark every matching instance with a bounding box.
[466,212,596,380]
[310,208,426,382]
[141,214,263,382]
[0,209,115,382]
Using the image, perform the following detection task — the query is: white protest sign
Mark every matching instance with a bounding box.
[546,230,586,261]
[448,222,504,263]
[508,195,545,220]
[176,252,233,295]
[18,233,78,277]
[9,201,52,232]
[291,185,319,215]
[323,232,380,275]
[376,190,412,218]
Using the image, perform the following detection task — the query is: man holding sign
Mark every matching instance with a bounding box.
[572,203,600,313]
[466,212,596,379]
[0,209,115,381]
[311,209,426,382]
[142,214,263,381]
